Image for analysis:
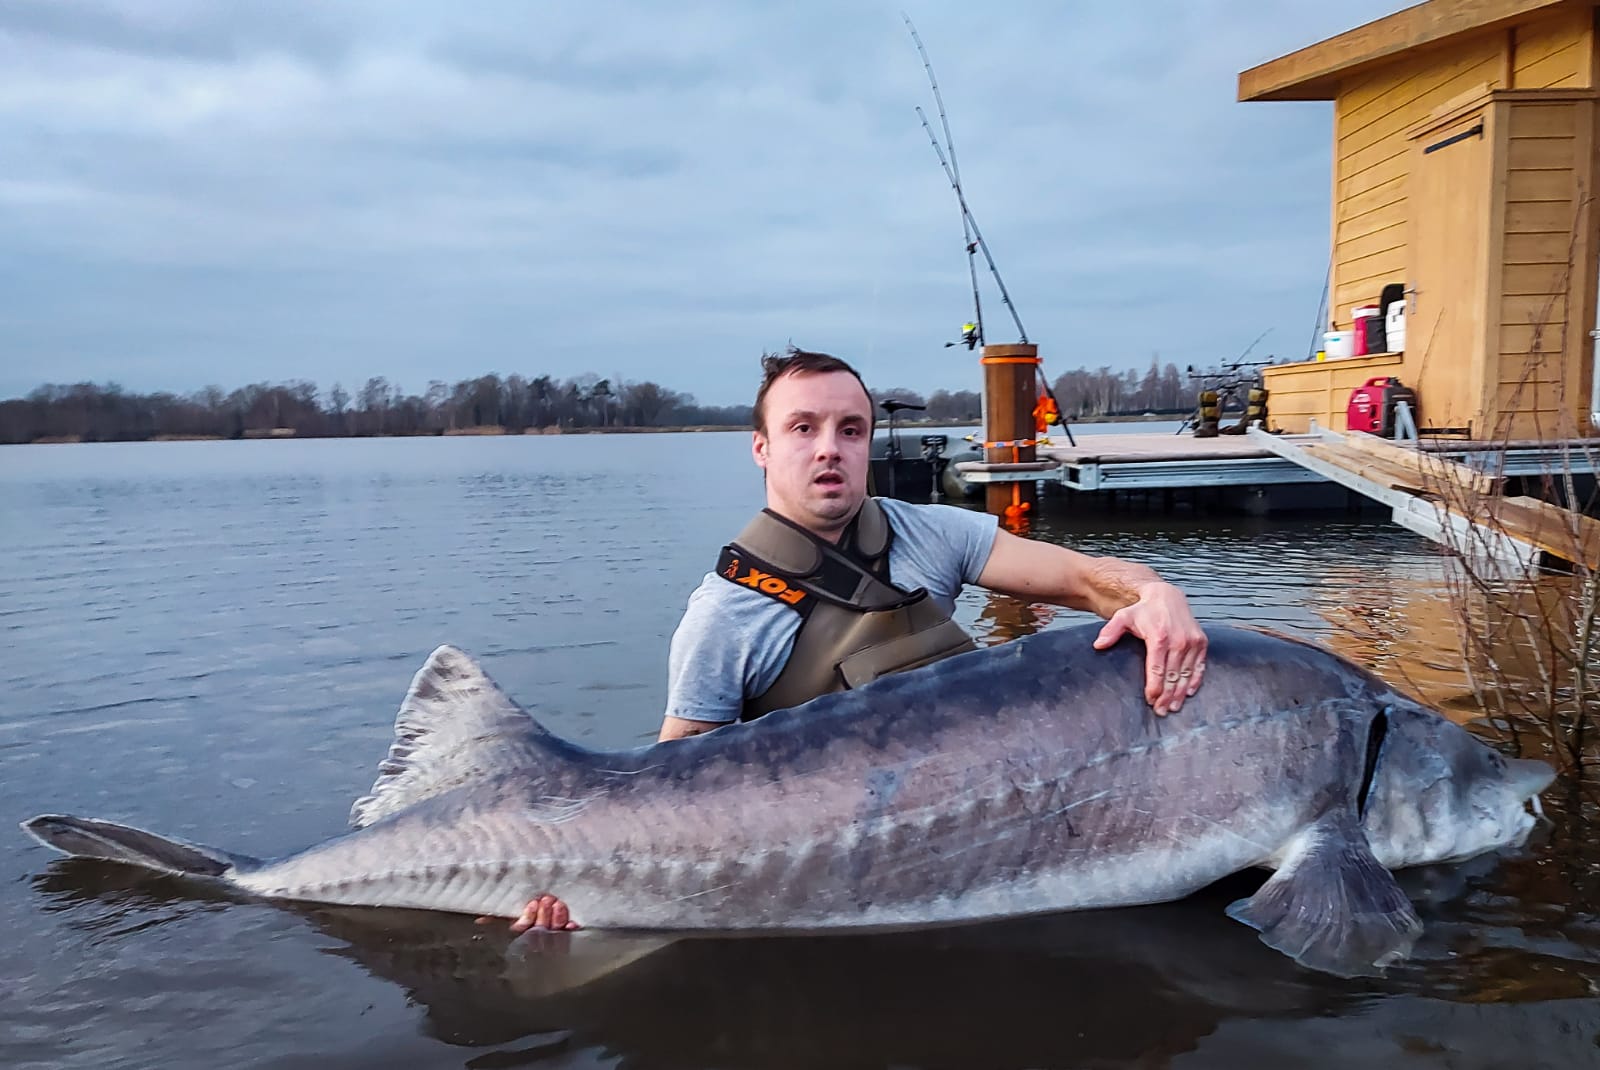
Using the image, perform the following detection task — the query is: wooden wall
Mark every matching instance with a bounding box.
[1264,353,1404,433]
[1485,93,1597,438]
[1330,7,1594,330]
[1512,5,1594,87]
[1332,35,1506,325]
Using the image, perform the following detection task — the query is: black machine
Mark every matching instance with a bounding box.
[870,399,950,500]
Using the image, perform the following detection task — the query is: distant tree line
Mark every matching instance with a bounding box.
[1050,358,1195,419]
[878,358,1213,422]
[0,356,1226,444]
[0,374,753,445]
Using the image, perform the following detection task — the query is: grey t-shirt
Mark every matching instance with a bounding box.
[663,499,1000,724]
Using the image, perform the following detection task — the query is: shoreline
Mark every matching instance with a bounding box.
[5,412,1184,446]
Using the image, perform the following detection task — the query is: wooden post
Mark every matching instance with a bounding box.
[981,343,1039,518]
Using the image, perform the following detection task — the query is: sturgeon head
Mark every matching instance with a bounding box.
[1359,695,1555,870]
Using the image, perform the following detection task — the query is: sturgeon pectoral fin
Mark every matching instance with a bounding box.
[1226,813,1421,977]
[503,931,678,999]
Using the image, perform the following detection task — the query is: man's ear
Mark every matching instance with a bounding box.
[751,430,768,469]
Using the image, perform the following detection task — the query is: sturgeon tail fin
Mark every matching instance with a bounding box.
[21,815,257,878]
[1227,812,1421,977]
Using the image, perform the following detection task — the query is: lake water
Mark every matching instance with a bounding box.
[1,433,1597,1069]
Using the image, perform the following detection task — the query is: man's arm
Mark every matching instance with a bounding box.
[975,529,1206,715]
[658,716,724,742]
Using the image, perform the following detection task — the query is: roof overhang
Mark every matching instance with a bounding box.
[1238,0,1585,102]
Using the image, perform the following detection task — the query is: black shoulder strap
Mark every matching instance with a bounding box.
[715,501,913,615]
[716,545,817,619]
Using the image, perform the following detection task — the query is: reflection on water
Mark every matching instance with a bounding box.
[3,436,1599,1069]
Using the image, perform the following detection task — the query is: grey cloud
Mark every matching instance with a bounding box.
[1,1,1402,403]
[0,0,353,67]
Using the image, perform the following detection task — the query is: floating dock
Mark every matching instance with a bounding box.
[956,425,1600,568]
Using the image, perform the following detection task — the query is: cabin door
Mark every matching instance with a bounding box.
[1408,106,1491,434]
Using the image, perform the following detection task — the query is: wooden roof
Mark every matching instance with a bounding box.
[1238,0,1586,102]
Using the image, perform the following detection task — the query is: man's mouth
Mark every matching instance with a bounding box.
[814,472,846,488]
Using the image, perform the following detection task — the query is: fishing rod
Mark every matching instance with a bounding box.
[906,16,1076,445]
[906,16,1026,344]
[905,15,985,347]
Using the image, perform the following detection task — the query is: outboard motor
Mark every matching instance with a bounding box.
[871,399,945,501]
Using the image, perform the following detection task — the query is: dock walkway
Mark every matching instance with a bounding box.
[952,427,1600,568]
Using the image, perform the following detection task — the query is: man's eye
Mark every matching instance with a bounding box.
[793,423,810,434]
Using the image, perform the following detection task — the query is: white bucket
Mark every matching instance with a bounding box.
[1385,302,1406,354]
[1324,330,1355,359]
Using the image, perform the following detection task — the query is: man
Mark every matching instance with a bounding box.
[505,350,1207,933]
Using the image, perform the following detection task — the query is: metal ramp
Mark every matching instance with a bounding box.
[1245,424,1600,570]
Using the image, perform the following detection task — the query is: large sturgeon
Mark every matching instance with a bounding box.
[23,623,1553,976]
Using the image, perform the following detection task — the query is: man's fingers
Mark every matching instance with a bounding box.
[508,894,567,934]
[1181,642,1207,698]
[1144,640,1171,710]
[1162,637,1208,713]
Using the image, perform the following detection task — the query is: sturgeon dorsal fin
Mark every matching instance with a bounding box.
[350,645,560,829]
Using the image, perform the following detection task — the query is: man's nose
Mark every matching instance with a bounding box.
[815,428,844,459]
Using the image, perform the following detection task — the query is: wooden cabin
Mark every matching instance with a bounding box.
[1240,0,1600,439]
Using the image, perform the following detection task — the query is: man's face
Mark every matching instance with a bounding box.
[753,370,873,536]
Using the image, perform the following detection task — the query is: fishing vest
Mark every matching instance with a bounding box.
[716,499,977,721]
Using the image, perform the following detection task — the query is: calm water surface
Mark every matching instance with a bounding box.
[1,434,1597,1069]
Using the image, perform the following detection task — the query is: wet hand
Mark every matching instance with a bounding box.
[477,893,581,933]
[1092,582,1207,716]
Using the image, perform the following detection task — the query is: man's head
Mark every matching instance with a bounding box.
[751,349,874,539]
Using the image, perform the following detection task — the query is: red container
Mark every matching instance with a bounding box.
[1351,304,1381,357]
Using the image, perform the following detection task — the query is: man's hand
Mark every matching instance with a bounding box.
[477,894,580,933]
[1092,581,1207,716]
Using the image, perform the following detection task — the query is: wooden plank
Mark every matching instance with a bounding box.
[1338,174,1407,220]
[1338,244,1408,283]
[1336,199,1407,242]
[1490,494,1600,567]
[1513,6,1590,63]
[1495,377,1584,411]
[1337,220,1408,263]
[1505,166,1578,199]
[1504,199,1580,230]
[1238,0,1562,102]
[1507,101,1580,136]
[1500,320,1575,350]
[1342,51,1455,118]
[1300,443,1434,494]
[1338,150,1409,199]
[1501,262,1572,294]
[1340,135,1412,180]
[1480,100,1513,441]
[1500,291,1576,323]
[1516,43,1585,87]
[1329,431,1502,494]
[1341,45,1502,129]
[1341,42,1501,118]
[1502,230,1577,263]
[1339,63,1500,157]
[1507,135,1578,168]
[1277,433,1600,571]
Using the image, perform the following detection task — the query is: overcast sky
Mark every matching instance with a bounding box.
[0,0,1405,406]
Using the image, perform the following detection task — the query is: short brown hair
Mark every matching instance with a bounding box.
[752,347,873,435]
